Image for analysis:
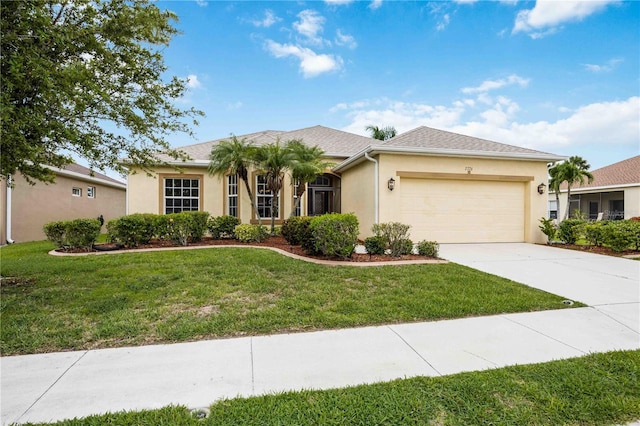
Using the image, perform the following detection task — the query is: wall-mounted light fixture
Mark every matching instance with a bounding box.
[537,183,546,195]
[465,166,473,174]
[388,177,396,191]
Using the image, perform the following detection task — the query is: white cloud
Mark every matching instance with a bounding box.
[227,101,243,110]
[436,14,451,31]
[186,74,201,89]
[369,0,383,10]
[513,0,618,38]
[335,30,357,49]
[583,57,623,73]
[251,10,280,28]
[293,10,326,45]
[195,0,208,7]
[334,94,639,155]
[265,40,343,78]
[325,0,354,5]
[461,74,530,94]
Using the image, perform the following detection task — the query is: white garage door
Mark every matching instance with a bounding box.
[400,179,525,243]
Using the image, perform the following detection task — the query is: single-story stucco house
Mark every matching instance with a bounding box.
[1,164,126,243]
[126,125,564,244]
[549,155,640,221]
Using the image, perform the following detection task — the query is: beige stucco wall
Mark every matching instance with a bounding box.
[342,154,549,243]
[5,172,126,242]
[0,180,7,244]
[127,166,302,225]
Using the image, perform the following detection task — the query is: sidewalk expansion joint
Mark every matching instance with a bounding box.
[386,326,442,376]
[591,305,640,335]
[15,350,90,424]
[501,315,586,355]
[250,337,255,394]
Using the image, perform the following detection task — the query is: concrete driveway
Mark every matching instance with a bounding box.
[439,243,639,331]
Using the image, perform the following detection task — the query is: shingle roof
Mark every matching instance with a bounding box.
[159,126,374,163]
[60,164,126,186]
[383,126,556,156]
[561,155,640,189]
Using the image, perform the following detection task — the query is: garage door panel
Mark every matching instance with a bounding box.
[400,179,524,243]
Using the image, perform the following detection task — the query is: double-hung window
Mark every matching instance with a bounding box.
[256,175,279,219]
[87,186,96,198]
[227,174,238,217]
[164,177,200,214]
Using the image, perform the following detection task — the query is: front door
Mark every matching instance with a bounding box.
[307,174,341,216]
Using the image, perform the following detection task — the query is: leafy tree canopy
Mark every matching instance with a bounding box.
[1,0,203,184]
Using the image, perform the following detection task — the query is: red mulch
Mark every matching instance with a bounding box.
[78,235,435,263]
[546,242,640,257]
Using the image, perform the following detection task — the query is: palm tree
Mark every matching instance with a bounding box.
[549,156,594,221]
[287,139,333,218]
[208,135,261,224]
[254,139,295,234]
[365,125,397,141]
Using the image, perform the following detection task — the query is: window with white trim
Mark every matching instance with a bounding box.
[256,175,279,219]
[548,200,557,219]
[87,186,96,198]
[164,178,200,214]
[227,174,238,217]
[293,179,302,217]
[72,187,82,197]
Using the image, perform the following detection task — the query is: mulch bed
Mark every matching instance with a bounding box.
[546,242,640,257]
[75,235,436,263]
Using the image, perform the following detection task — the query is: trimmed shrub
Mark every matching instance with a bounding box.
[165,213,192,246]
[106,213,156,247]
[626,220,640,251]
[281,216,312,246]
[538,217,557,244]
[417,240,439,257]
[557,219,585,244]
[43,219,101,250]
[186,211,210,242]
[601,220,636,252]
[364,235,386,256]
[371,222,412,257]
[397,238,414,256]
[208,215,240,239]
[309,213,359,259]
[584,221,606,247]
[234,224,268,243]
[43,221,66,247]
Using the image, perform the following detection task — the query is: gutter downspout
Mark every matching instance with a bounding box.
[6,175,14,244]
[364,152,379,225]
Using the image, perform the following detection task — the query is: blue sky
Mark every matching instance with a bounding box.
[159,0,638,171]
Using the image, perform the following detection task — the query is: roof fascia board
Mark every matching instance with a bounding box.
[334,146,566,172]
[555,183,640,193]
[44,166,126,189]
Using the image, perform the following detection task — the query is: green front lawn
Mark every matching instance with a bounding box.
[1,241,580,355]
[25,350,640,426]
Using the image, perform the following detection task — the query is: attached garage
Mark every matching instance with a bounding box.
[400,177,527,243]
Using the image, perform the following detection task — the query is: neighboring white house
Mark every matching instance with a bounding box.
[549,155,640,220]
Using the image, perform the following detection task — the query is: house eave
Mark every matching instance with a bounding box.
[333,146,566,172]
[44,166,127,190]
[555,182,640,194]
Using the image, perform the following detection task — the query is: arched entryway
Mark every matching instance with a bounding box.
[307,173,341,216]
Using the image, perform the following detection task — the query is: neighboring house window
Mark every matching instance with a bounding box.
[72,187,82,197]
[292,179,302,217]
[164,177,200,214]
[256,174,279,219]
[87,186,96,198]
[548,200,557,219]
[227,174,238,217]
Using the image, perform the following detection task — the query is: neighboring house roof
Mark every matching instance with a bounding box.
[559,155,640,192]
[149,124,564,171]
[47,164,126,189]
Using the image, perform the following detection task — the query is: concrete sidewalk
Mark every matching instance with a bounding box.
[2,244,639,425]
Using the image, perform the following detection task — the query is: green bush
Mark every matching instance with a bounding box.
[601,221,634,252]
[584,222,606,247]
[371,222,412,257]
[281,216,312,246]
[208,215,240,239]
[538,217,557,244]
[165,213,192,246]
[186,211,210,242]
[43,219,101,250]
[557,219,585,244]
[417,240,439,257]
[397,238,414,256]
[43,221,66,247]
[106,213,156,248]
[364,235,386,255]
[234,224,268,243]
[309,213,359,259]
[625,220,640,251]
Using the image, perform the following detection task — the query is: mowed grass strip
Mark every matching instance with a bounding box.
[23,350,640,426]
[1,241,580,355]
